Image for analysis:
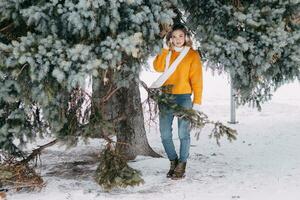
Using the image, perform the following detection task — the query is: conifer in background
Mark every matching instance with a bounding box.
[180,0,300,109]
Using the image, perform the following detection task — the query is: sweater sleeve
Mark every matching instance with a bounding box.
[189,51,203,104]
[153,48,169,72]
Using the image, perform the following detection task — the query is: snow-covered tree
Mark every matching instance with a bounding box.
[0,0,176,188]
[0,0,175,155]
[180,0,300,109]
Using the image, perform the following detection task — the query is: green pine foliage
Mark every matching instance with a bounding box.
[0,0,176,189]
[0,0,176,155]
[95,144,144,191]
[180,0,300,109]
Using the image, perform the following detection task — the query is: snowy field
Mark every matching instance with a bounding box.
[9,63,300,200]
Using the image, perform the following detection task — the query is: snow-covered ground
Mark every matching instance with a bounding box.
[9,64,300,200]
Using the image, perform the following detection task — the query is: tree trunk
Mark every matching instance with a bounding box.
[94,72,161,160]
[114,78,161,160]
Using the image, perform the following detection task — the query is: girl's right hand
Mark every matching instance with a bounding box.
[163,36,169,50]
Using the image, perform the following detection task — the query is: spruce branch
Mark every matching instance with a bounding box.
[0,23,14,33]
[139,80,237,145]
[100,86,119,104]
[94,144,144,191]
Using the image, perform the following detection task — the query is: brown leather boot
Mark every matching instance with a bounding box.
[166,158,179,178]
[171,161,186,180]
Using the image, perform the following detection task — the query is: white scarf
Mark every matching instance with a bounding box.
[150,46,190,88]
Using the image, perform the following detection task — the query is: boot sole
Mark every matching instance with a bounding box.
[171,175,186,180]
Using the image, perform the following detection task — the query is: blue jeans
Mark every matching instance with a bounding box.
[159,94,192,162]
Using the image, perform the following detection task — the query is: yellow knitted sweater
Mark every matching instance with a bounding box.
[153,48,203,104]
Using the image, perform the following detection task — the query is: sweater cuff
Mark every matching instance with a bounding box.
[192,104,201,112]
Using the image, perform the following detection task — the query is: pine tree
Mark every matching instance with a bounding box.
[0,0,175,156]
[0,0,177,188]
[180,0,300,109]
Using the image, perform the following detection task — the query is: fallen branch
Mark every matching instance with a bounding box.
[19,139,58,164]
[0,161,44,192]
[94,144,144,191]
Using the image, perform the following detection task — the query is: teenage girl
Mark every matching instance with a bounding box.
[151,24,203,179]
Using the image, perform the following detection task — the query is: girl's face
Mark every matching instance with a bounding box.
[171,29,185,48]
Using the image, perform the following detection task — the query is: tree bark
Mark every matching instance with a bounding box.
[94,71,161,160]
[114,78,161,160]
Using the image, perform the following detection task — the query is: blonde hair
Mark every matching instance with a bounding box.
[166,24,193,48]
